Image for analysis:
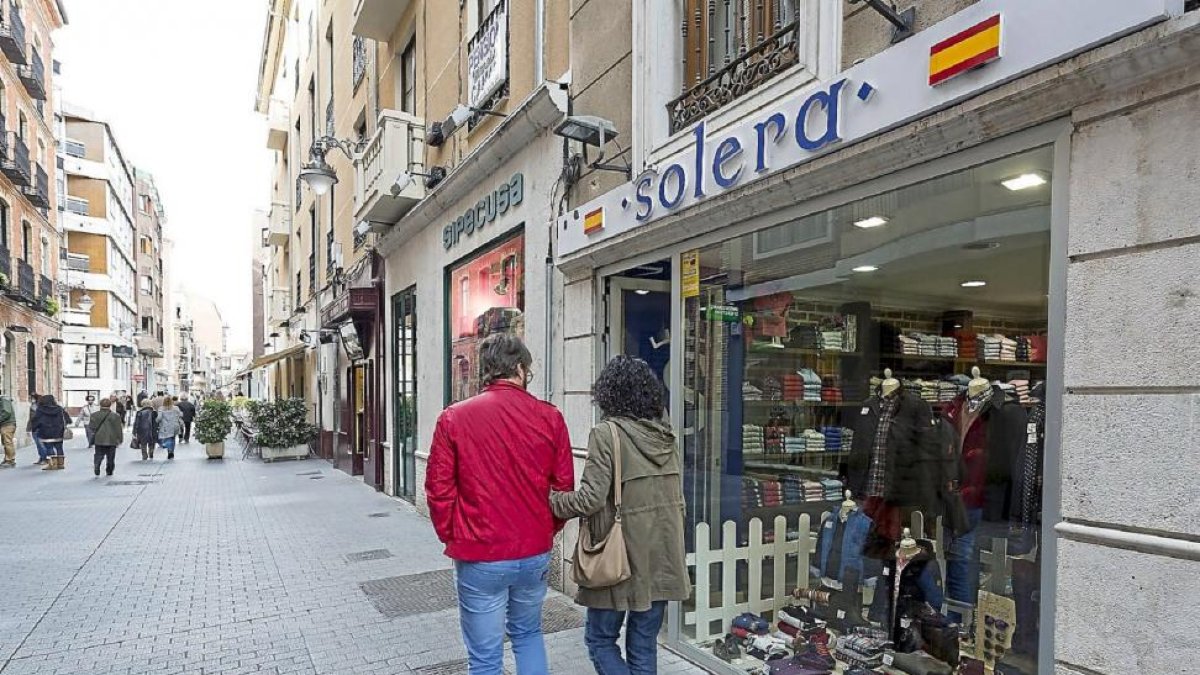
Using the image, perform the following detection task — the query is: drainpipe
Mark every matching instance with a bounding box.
[534,0,544,84]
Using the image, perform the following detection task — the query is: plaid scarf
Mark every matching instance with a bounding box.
[865,395,900,497]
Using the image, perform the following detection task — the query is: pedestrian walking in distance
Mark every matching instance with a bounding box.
[0,393,16,468]
[177,394,196,444]
[156,398,183,460]
[426,334,574,675]
[133,399,158,460]
[27,391,46,465]
[88,398,124,477]
[113,395,127,429]
[551,355,690,674]
[80,395,98,449]
[30,395,71,471]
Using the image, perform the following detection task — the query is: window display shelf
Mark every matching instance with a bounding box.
[745,459,840,477]
[747,346,861,358]
[978,359,1047,368]
[743,400,860,408]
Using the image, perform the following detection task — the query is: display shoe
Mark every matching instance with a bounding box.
[712,633,742,662]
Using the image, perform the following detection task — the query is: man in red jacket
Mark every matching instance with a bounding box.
[426,333,574,675]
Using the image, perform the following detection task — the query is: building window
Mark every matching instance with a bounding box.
[21,221,30,261]
[39,233,48,275]
[64,139,85,158]
[400,38,416,114]
[446,230,524,404]
[0,200,8,250]
[42,344,51,392]
[140,275,153,296]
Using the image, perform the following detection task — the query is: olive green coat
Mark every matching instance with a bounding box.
[87,409,125,447]
[551,417,691,612]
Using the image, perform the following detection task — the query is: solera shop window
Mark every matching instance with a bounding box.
[446,230,525,404]
[679,147,1052,673]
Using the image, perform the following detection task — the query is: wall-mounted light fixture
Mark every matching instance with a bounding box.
[554,115,631,186]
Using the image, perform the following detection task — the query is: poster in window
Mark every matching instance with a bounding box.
[447,232,524,404]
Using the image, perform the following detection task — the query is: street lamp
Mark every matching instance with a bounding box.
[299,137,360,196]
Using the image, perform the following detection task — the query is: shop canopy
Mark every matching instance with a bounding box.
[236,344,306,378]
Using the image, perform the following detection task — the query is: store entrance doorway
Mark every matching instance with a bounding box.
[604,261,672,393]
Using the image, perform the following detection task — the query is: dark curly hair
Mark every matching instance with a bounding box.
[592,355,665,420]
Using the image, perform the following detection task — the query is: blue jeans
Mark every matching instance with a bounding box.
[159,437,176,454]
[944,507,983,620]
[585,601,666,675]
[43,441,63,458]
[455,552,550,675]
[33,432,46,460]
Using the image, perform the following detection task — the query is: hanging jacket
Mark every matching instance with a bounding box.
[943,387,1027,520]
[811,507,880,585]
[426,381,575,562]
[551,416,692,612]
[30,403,71,441]
[133,408,157,446]
[869,539,945,643]
[844,391,938,512]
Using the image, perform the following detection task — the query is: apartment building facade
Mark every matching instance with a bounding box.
[60,105,138,409]
[132,168,167,395]
[0,0,65,433]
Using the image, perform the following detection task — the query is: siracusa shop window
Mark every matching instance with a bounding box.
[679,146,1053,674]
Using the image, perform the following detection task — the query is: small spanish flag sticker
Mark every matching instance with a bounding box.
[583,206,604,235]
[929,14,1001,86]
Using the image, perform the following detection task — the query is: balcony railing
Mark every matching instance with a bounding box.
[1,132,30,187]
[23,164,49,208]
[467,0,508,108]
[352,36,368,90]
[18,50,46,100]
[353,109,424,225]
[66,196,88,216]
[266,202,290,247]
[64,139,85,158]
[65,253,89,271]
[667,19,801,134]
[0,245,10,284]
[16,259,33,302]
[37,273,51,304]
[0,2,26,65]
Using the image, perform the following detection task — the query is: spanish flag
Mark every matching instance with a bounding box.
[583,207,604,235]
[929,14,1001,86]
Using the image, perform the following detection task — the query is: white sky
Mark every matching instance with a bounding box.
[55,0,273,352]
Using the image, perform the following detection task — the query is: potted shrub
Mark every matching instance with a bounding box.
[195,399,232,459]
[42,297,60,316]
[250,397,317,461]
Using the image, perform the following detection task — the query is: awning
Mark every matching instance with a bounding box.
[236,344,307,378]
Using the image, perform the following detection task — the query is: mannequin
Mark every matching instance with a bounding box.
[897,527,920,560]
[880,368,901,397]
[967,366,990,398]
[839,489,856,522]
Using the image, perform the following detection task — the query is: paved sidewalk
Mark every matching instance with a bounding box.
[0,437,709,675]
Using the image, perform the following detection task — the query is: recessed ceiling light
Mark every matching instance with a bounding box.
[852,265,879,273]
[1001,172,1047,191]
[853,216,889,229]
[634,289,650,295]
[961,280,987,288]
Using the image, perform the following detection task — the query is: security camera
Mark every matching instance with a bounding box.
[390,171,414,196]
[354,221,370,237]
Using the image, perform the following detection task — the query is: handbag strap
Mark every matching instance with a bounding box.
[606,421,623,520]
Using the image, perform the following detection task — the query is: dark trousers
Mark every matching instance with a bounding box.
[94,445,116,475]
[181,419,193,442]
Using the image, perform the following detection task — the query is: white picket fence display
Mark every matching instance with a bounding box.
[680,509,1019,644]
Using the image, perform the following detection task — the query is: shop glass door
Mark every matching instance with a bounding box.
[392,287,417,501]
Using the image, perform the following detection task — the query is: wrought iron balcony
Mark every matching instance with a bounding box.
[667,20,801,134]
[352,36,367,90]
[0,2,26,65]
[1,132,29,187]
[18,50,45,100]
[15,259,33,302]
[0,246,10,285]
[37,273,51,303]
[22,164,48,208]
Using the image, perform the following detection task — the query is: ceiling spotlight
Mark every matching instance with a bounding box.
[852,265,879,273]
[634,289,650,295]
[853,216,889,229]
[1001,172,1048,191]
[961,280,987,288]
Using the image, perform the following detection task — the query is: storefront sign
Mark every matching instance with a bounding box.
[681,251,700,299]
[321,293,351,328]
[557,0,1172,258]
[706,305,739,323]
[443,172,524,250]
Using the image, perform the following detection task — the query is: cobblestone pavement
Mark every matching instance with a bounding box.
[0,436,710,675]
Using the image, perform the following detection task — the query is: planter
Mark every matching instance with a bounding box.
[260,444,310,462]
[205,442,225,459]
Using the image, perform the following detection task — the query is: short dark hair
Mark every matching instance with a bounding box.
[592,355,665,420]
[479,333,532,386]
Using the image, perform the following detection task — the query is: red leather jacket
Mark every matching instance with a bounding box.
[426,381,575,562]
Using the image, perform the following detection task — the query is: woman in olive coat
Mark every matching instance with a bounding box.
[550,355,690,674]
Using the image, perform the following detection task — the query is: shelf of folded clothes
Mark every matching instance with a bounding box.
[747,345,863,357]
[977,359,1047,368]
